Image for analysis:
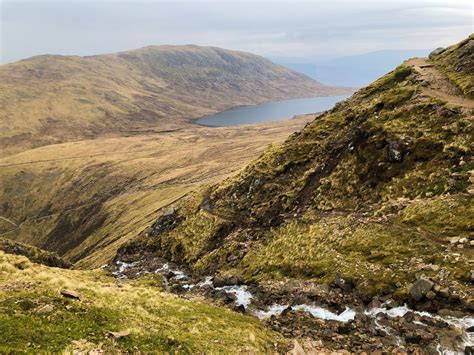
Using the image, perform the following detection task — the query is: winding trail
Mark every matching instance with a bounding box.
[200,188,234,223]
[0,216,17,227]
[405,58,474,109]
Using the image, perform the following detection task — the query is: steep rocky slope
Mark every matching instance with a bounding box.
[114,36,474,351]
[0,45,347,157]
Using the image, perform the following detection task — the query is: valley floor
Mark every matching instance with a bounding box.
[0,115,312,267]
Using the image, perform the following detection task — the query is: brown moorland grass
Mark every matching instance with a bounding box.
[0,45,349,157]
[0,116,313,268]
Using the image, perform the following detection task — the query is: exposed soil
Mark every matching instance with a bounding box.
[406,57,474,109]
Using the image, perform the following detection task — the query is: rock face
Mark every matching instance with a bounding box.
[150,208,181,237]
[410,278,434,301]
[386,140,407,163]
[0,238,71,268]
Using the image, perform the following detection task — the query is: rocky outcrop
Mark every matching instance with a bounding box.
[0,238,71,268]
[410,277,434,301]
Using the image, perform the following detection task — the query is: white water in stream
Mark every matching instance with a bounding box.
[111,260,473,353]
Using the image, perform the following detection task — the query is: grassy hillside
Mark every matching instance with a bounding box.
[0,251,280,352]
[0,117,312,268]
[121,37,474,303]
[0,45,347,157]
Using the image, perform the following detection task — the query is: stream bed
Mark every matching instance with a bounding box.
[108,258,474,353]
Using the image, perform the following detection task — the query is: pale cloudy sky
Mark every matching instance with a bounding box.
[1,0,472,63]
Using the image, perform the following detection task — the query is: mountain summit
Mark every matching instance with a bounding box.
[0,45,347,157]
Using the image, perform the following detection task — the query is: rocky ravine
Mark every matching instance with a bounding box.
[108,255,474,353]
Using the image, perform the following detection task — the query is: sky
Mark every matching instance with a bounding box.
[0,0,472,64]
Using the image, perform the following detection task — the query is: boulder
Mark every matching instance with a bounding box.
[34,304,54,314]
[409,277,434,301]
[106,330,130,339]
[438,287,450,299]
[281,306,292,317]
[333,273,354,292]
[225,275,244,286]
[404,332,421,344]
[449,237,460,244]
[387,141,407,163]
[429,47,445,58]
[60,289,82,300]
[233,304,246,313]
[368,297,382,309]
[212,277,226,288]
[384,298,399,309]
[403,311,415,323]
[212,275,243,287]
[289,339,305,355]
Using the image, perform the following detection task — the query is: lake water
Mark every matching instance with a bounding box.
[196,95,350,126]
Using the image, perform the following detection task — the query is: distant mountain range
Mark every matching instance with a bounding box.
[275,49,431,87]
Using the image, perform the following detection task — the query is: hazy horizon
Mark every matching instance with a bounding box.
[1,0,472,64]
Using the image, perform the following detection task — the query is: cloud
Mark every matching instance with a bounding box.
[1,0,472,63]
